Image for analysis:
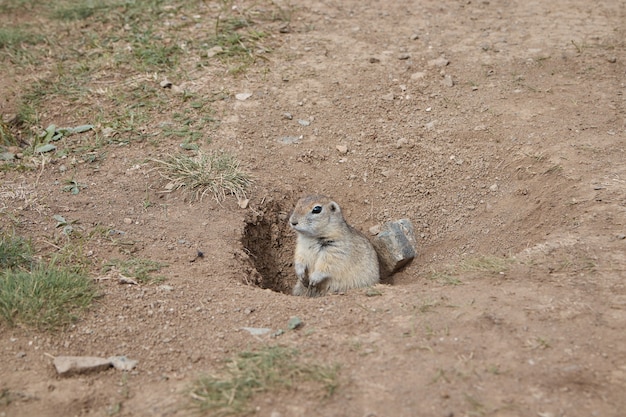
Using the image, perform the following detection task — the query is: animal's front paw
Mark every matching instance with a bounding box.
[309,271,329,286]
[295,262,307,279]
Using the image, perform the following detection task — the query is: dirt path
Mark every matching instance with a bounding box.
[1,0,625,416]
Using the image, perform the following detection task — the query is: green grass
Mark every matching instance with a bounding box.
[0,264,97,330]
[0,27,44,49]
[1,0,284,155]
[154,151,253,202]
[0,234,33,270]
[50,1,115,20]
[190,346,339,416]
[102,257,167,284]
[0,234,98,330]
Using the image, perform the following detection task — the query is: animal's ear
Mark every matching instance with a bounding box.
[329,201,340,212]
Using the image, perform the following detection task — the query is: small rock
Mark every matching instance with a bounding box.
[617,234,626,240]
[123,218,132,225]
[369,225,382,236]
[16,351,26,358]
[108,356,138,371]
[235,92,253,101]
[369,57,380,63]
[442,74,454,87]
[336,145,348,154]
[206,46,223,57]
[158,285,174,292]
[160,80,172,89]
[238,198,250,209]
[396,138,409,148]
[410,33,419,40]
[242,327,272,336]
[53,356,112,377]
[119,275,138,285]
[381,93,395,101]
[428,56,449,67]
[298,119,310,126]
[474,125,487,131]
[411,71,426,80]
[489,184,499,192]
[283,112,293,120]
[279,136,302,144]
[607,56,617,63]
[372,219,417,279]
[398,53,411,60]
[287,316,303,330]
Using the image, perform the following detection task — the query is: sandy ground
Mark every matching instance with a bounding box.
[1,0,625,416]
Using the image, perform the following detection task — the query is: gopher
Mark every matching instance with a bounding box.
[289,195,379,297]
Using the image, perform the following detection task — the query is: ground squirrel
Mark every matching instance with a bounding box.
[289,195,380,297]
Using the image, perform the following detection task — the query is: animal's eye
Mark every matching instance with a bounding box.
[311,205,323,214]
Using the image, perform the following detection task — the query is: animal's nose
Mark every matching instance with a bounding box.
[290,220,298,226]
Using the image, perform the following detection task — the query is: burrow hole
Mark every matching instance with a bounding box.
[240,200,296,294]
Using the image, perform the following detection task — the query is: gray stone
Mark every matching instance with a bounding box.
[108,356,138,371]
[53,356,112,377]
[372,219,417,279]
[287,316,303,330]
[242,327,272,336]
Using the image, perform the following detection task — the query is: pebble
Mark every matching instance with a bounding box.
[235,92,253,101]
[398,53,411,60]
[369,225,382,236]
[336,145,348,154]
[396,138,409,148]
[381,93,395,101]
[283,112,293,120]
[617,234,626,240]
[298,119,310,126]
[369,57,380,63]
[108,356,138,371]
[206,46,223,57]
[287,316,303,330]
[410,33,419,40]
[278,136,301,144]
[238,198,250,209]
[411,72,426,80]
[428,57,449,67]
[242,327,271,336]
[442,74,454,87]
[489,184,499,192]
[160,80,172,89]
[123,218,132,225]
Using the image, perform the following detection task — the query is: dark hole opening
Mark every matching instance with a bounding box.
[240,200,295,294]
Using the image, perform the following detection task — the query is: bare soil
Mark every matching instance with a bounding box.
[1,0,626,416]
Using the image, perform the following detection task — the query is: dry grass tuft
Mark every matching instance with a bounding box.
[153,151,253,202]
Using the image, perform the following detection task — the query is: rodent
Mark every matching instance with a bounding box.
[288,194,380,297]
